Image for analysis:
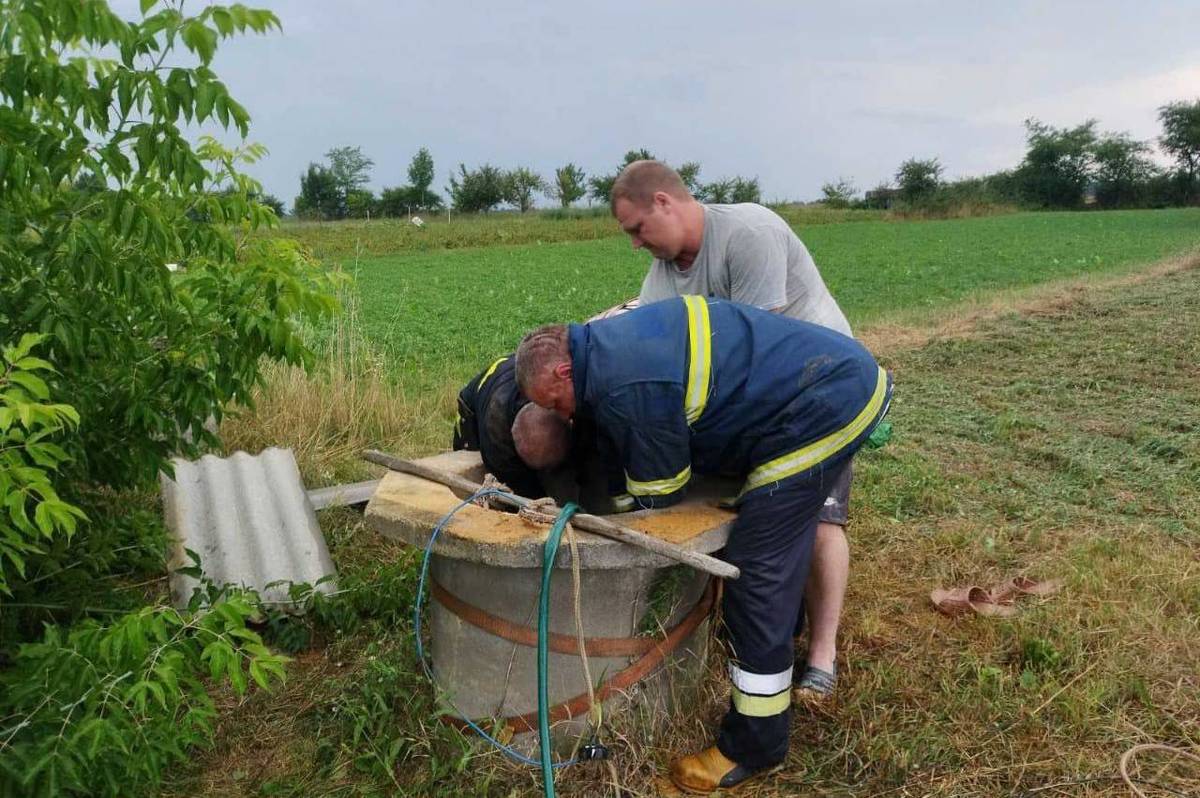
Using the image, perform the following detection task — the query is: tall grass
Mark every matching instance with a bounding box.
[219,289,454,487]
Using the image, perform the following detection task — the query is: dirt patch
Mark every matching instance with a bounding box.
[627,504,736,544]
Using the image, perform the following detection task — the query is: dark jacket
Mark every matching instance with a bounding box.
[568,296,890,509]
[452,355,543,499]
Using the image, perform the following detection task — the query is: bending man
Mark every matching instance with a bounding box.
[453,354,570,500]
[515,297,890,792]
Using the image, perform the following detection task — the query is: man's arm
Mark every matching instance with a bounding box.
[599,383,692,511]
[727,226,790,311]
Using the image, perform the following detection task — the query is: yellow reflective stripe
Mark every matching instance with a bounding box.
[626,464,691,496]
[739,366,888,498]
[477,356,508,389]
[731,686,790,717]
[683,296,711,424]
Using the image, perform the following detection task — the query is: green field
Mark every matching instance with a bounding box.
[339,208,1200,391]
[183,226,1200,797]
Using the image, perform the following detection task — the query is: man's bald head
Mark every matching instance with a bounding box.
[610,160,693,213]
[512,403,571,470]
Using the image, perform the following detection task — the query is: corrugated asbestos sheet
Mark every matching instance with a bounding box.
[160,447,337,608]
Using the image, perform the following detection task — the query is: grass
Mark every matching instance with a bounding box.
[338,208,1200,403]
[269,205,883,262]
[166,222,1200,796]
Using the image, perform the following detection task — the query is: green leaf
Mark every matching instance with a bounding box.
[140,0,157,13]
[9,371,50,400]
[13,357,55,372]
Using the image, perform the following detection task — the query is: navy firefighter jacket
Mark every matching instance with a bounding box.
[567,296,890,509]
[452,355,543,500]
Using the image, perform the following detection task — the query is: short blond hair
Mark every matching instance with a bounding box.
[610,160,691,213]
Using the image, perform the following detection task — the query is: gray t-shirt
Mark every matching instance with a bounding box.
[638,203,852,336]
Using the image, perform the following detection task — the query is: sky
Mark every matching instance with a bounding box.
[113,1,1200,207]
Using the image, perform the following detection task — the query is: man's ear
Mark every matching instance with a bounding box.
[552,361,572,380]
[652,191,672,210]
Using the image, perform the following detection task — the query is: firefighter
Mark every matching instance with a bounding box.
[514,297,891,792]
[452,355,569,500]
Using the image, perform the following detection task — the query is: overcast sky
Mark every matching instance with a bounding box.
[117,1,1200,206]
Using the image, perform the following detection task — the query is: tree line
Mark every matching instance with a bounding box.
[822,100,1200,212]
[291,146,762,220]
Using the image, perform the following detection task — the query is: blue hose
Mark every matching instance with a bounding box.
[413,489,579,771]
[537,501,580,798]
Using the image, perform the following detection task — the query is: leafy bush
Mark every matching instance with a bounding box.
[1014,119,1097,209]
[0,3,335,793]
[447,163,506,213]
[0,334,86,595]
[0,590,286,797]
[501,166,546,212]
[895,157,943,205]
[821,178,858,208]
[0,0,340,489]
[547,162,587,208]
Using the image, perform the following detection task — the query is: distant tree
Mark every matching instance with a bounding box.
[406,147,441,210]
[448,163,506,213]
[730,176,761,204]
[547,163,587,208]
[377,186,407,217]
[378,184,444,217]
[71,171,107,194]
[503,168,547,212]
[258,193,286,217]
[696,175,759,204]
[589,148,659,203]
[821,178,858,208]
[294,163,340,219]
[1014,119,1097,208]
[1092,132,1159,209]
[677,161,703,197]
[701,178,734,203]
[895,157,943,205]
[345,188,377,218]
[588,173,617,204]
[325,145,373,198]
[1158,99,1200,202]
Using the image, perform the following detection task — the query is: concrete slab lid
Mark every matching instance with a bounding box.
[160,447,337,608]
[365,450,734,570]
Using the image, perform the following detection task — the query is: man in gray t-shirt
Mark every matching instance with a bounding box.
[639,202,852,337]
[612,160,854,705]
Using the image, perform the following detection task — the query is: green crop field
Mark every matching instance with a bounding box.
[334,208,1200,392]
[183,229,1200,798]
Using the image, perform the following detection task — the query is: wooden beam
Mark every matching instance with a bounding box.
[362,449,739,581]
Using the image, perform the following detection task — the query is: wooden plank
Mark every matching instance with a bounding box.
[307,479,381,510]
[362,449,739,580]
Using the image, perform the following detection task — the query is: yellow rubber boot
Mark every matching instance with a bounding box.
[668,746,761,793]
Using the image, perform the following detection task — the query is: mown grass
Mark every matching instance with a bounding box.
[169,249,1200,796]
[269,205,884,263]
